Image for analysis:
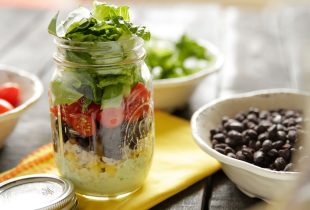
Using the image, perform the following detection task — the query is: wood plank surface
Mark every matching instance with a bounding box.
[151,180,209,210]
[219,8,292,97]
[0,9,55,73]
[0,8,45,54]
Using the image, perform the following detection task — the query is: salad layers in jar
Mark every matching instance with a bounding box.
[48,3,154,198]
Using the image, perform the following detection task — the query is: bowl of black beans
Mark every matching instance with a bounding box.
[191,89,310,202]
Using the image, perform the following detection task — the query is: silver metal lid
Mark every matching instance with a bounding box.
[0,174,77,210]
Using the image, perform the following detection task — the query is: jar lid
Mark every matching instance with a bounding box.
[0,174,77,210]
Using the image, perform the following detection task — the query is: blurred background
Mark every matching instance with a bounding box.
[0,0,282,9]
[0,0,308,9]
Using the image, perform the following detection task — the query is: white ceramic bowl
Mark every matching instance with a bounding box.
[153,40,223,112]
[191,89,309,202]
[0,65,43,147]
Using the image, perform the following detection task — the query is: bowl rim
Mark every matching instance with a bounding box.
[0,65,43,122]
[191,89,309,179]
[153,39,224,87]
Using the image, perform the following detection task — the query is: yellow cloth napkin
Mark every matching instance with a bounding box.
[0,111,220,210]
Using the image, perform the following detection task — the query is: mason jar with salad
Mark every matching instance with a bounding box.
[48,2,154,198]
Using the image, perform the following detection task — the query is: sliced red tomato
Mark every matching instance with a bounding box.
[58,98,99,120]
[50,106,58,116]
[59,101,81,123]
[0,99,13,114]
[0,83,20,107]
[51,97,101,137]
[68,113,96,137]
[125,83,151,122]
[85,102,101,115]
[97,107,124,128]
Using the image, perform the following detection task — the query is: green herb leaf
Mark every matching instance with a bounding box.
[82,98,92,112]
[176,35,208,61]
[145,35,213,80]
[48,12,59,36]
[136,26,151,41]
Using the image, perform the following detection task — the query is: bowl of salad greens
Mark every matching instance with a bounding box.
[145,35,223,111]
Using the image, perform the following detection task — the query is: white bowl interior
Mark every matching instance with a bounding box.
[192,89,309,201]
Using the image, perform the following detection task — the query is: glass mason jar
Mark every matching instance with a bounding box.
[49,37,154,198]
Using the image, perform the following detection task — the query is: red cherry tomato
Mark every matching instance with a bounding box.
[51,97,101,137]
[56,98,99,120]
[125,83,151,122]
[0,99,13,114]
[97,107,124,128]
[68,113,96,137]
[0,83,20,107]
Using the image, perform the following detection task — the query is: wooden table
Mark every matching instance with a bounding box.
[0,4,309,210]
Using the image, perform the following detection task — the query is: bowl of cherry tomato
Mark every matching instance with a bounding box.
[0,65,43,147]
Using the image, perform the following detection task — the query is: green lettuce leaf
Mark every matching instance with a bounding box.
[58,7,91,37]
[48,3,150,41]
[101,84,131,108]
[95,68,131,76]
[97,75,133,88]
[50,79,82,105]
[72,71,103,103]
[65,50,95,64]
[50,70,104,106]
[92,1,130,21]
[101,84,122,108]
